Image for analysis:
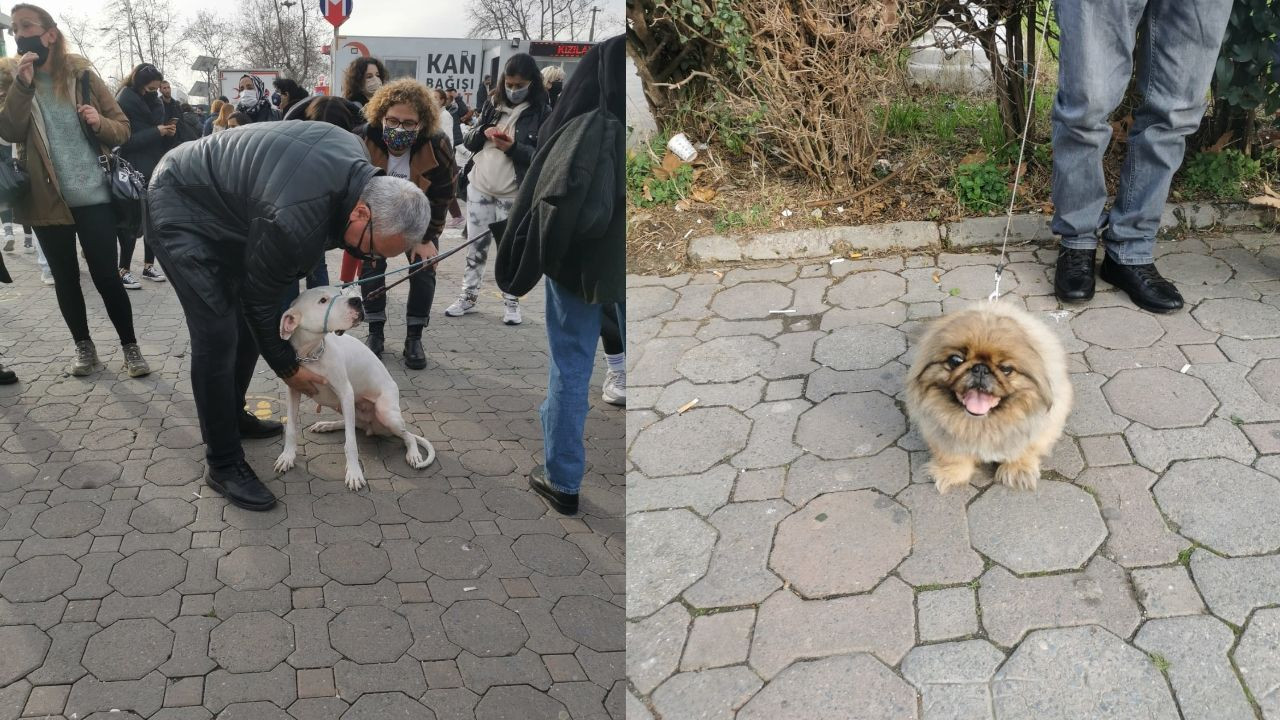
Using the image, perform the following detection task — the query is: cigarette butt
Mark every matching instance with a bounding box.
[193,492,201,499]
[769,309,796,314]
[848,252,862,259]
[683,229,695,239]
[677,398,699,414]
[712,270,724,279]
[1180,364,1191,374]
[463,586,477,592]
[829,258,845,265]
[932,273,942,283]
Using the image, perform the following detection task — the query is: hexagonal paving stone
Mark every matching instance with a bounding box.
[511,534,588,577]
[991,626,1179,719]
[631,285,679,321]
[1193,298,1280,340]
[1102,367,1217,429]
[795,392,904,459]
[82,618,174,681]
[459,450,517,477]
[209,611,294,673]
[938,264,1018,300]
[312,493,375,527]
[217,546,290,591]
[329,605,413,663]
[552,595,624,652]
[398,489,462,523]
[108,549,186,597]
[33,502,104,538]
[1158,252,1233,285]
[319,541,390,586]
[828,270,906,309]
[219,702,292,720]
[417,537,491,580]
[738,654,917,719]
[1247,359,1280,406]
[441,600,528,657]
[475,686,565,720]
[630,407,751,477]
[968,481,1106,574]
[628,509,716,619]
[1155,458,1280,556]
[1235,607,1280,718]
[344,692,435,720]
[770,490,911,597]
[1072,307,1165,349]
[481,488,546,520]
[813,325,906,370]
[0,626,50,686]
[58,460,121,489]
[128,498,196,533]
[0,505,7,533]
[441,420,492,441]
[676,336,776,383]
[144,457,204,487]
[0,555,81,602]
[710,282,794,320]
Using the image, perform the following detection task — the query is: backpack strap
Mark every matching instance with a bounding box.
[76,71,101,153]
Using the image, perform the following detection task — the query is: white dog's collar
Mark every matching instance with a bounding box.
[297,341,326,364]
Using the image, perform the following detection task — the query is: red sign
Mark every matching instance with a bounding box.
[320,0,352,28]
[528,41,593,58]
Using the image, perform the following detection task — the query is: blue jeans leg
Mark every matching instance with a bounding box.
[540,277,602,495]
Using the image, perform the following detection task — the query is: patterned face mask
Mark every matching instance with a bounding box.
[384,126,418,154]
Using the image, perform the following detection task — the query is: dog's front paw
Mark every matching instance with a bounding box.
[344,466,367,491]
[927,459,975,494]
[274,451,296,474]
[995,460,1040,490]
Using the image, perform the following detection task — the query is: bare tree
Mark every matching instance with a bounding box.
[183,10,239,100]
[467,0,603,40]
[238,0,326,87]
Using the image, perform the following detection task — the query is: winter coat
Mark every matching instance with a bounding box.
[462,98,551,190]
[355,123,456,247]
[445,96,468,146]
[494,36,625,305]
[146,121,380,377]
[114,86,167,179]
[0,54,130,226]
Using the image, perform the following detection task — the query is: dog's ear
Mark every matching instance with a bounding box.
[279,310,300,340]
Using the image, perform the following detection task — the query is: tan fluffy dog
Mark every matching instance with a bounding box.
[905,301,1072,492]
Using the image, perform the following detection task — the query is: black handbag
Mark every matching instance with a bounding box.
[78,73,146,238]
[0,156,29,211]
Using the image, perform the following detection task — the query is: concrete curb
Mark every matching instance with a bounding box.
[687,202,1274,263]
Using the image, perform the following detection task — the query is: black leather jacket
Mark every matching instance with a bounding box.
[147,121,380,377]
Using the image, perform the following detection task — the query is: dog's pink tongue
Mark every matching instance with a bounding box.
[963,390,1000,415]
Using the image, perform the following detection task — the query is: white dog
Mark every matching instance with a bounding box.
[274,286,436,490]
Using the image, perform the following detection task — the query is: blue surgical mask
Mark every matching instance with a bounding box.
[507,85,529,104]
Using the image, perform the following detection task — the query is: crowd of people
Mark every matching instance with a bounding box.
[0,2,626,516]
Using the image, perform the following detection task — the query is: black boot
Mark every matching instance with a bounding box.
[0,364,16,385]
[239,410,284,439]
[1054,246,1097,302]
[366,322,385,356]
[206,460,277,511]
[528,465,578,515]
[1099,256,1184,313]
[404,327,426,370]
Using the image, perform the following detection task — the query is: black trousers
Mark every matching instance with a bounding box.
[118,233,155,269]
[33,203,137,346]
[601,303,623,355]
[149,231,260,469]
[360,239,438,329]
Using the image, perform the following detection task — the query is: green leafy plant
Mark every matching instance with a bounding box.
[953,160,1011,213]
[627,137,697,208]
[1181,149,1261,200]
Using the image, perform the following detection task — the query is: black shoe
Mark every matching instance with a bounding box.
[366,329,384,356]
[528,465,578,515]
[1099,256,1184,313]
[404,337,426,370]
[1054,246,1097,302]
[206,460,277,511]
[239,410,284,439]
[0,365,16,385]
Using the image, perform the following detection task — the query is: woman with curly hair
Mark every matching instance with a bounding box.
[446,52,551,326]
[355,78,456,369]
[343,56,388,107]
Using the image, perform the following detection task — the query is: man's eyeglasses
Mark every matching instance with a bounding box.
[382,117,420,131]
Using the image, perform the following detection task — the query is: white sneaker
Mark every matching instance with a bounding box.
[120,270,141,289]
[41,269,54,285]
[141,265,166,282]
[444,295,476,317]
[602,369,626,406]
[503,299,522,326]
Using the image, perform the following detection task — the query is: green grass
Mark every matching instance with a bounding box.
[1178,545,1196,566]
[1149,652,1171,674]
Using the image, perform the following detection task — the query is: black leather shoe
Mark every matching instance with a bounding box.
[239,410,284,439]
[0,365,16,385]
[1099,256,1184,313]
[1054,246,1097,302]
[366,330,384,356]
[404,337,426,370]
[206,460,277,511]
[528,465,578,515]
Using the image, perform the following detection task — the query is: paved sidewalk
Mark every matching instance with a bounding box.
[0,226,624,719]
[625,230,1280,719]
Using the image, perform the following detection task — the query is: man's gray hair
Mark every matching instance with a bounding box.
[360,176,432,250]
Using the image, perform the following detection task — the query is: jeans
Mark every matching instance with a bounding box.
[540,277,626,494]
[361,239,438,328]
[34,204,137,345]
[462,185,517,302]
[1051,0,1232,264]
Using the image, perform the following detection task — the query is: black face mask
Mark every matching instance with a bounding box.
[342,216,381,263]
[16,35,49,67]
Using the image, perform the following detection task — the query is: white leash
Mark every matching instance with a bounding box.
[990,6,1055,303]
